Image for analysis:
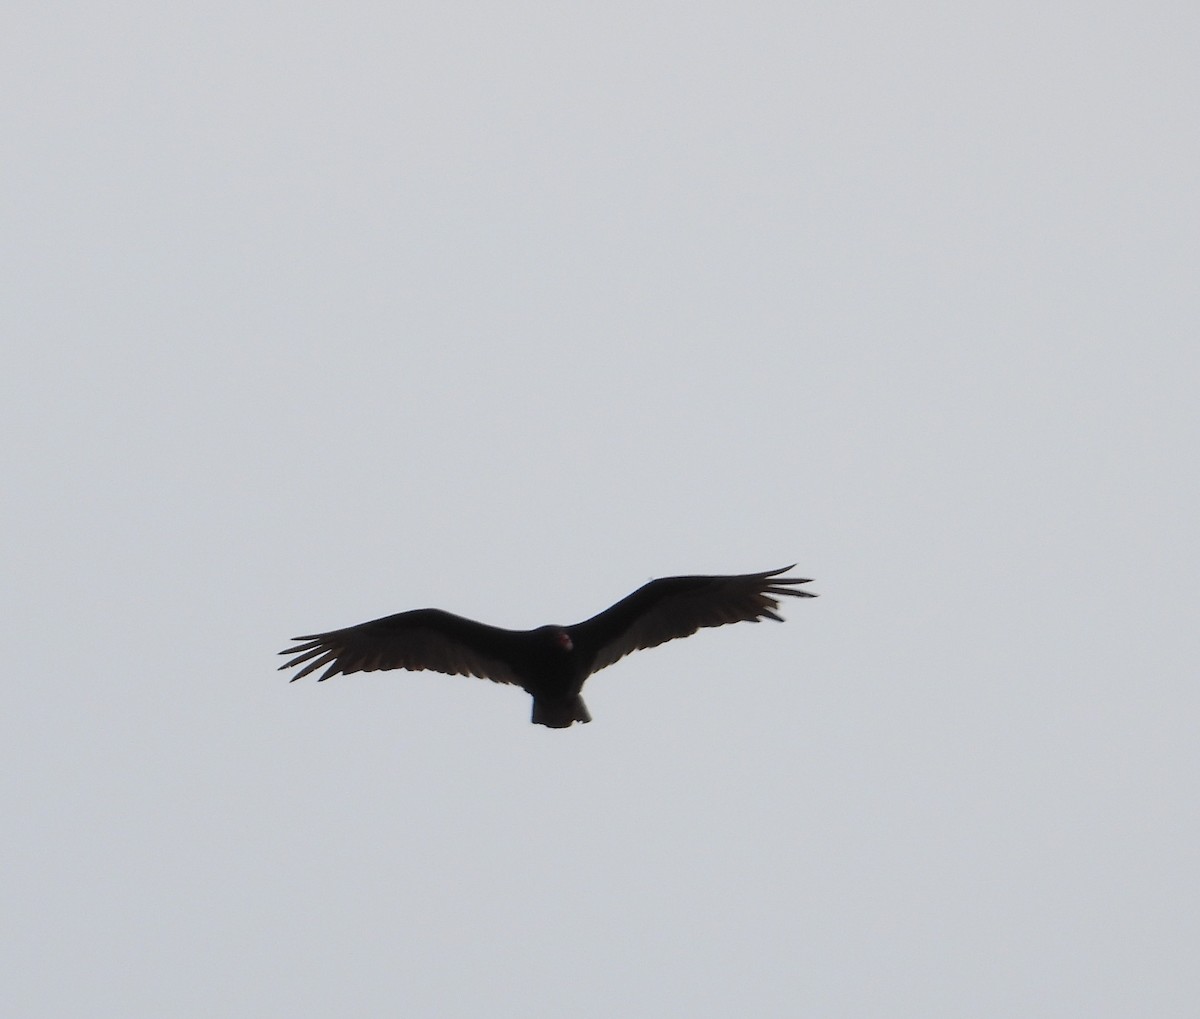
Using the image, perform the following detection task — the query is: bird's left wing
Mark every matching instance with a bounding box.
[570,566,816,677]
[278,608,526,686]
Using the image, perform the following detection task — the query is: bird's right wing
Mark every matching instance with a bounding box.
[570,566,816,676]
[278,608,526,685]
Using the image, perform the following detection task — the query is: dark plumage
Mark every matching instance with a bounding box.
[279,566,816,727]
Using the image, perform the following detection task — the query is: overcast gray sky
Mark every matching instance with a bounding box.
[4,2,1197,1016]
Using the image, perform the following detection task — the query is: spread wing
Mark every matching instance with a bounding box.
[571,566,815,676]
[278,608,527,686]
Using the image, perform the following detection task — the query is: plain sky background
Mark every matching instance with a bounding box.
[3,2,1197,1016]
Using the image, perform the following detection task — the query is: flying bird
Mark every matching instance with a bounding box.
[279,566,816,728]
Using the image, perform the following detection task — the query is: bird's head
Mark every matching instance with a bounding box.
[537,625,573,652]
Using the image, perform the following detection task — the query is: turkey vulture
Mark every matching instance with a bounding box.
[279,566,816,728]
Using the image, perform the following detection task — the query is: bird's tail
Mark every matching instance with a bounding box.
[532,695,592,729]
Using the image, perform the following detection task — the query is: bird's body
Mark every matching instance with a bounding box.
[279,566,815,727]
